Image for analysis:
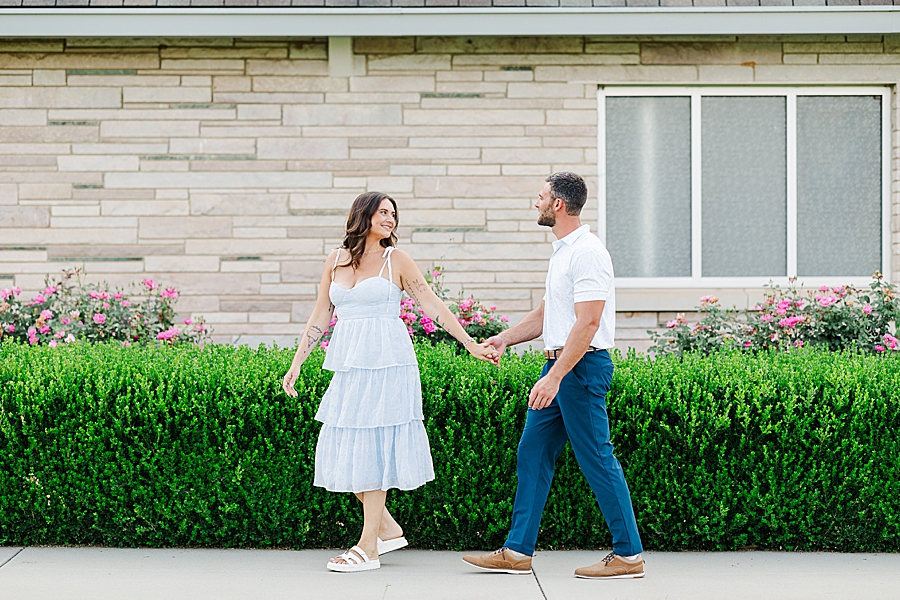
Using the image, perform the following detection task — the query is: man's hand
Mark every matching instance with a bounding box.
[483,335,507,366]
[528,373,560,410]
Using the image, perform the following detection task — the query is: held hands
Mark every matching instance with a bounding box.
[282,367,300,397]
[482,335,507,366]
[466,340,500,363]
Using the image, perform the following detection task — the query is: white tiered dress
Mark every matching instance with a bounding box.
[314,246,435,493]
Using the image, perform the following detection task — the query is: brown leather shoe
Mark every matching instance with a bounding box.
[574,552,644,579]
[462,547,533,575]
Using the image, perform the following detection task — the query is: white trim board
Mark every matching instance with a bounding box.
[598,85,893,288]
[1,7,900,37]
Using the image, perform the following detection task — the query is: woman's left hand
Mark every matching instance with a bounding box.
[467,342,500,364]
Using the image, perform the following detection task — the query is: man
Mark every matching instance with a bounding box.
[463,172,644,579]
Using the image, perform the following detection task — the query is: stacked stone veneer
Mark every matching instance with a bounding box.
[0,36,898,351]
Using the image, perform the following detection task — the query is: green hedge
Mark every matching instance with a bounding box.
[1,340,899,551]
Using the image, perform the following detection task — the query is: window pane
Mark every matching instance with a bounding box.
[797,96,882,277]
[606,96,691,277]
[701,96,787,277]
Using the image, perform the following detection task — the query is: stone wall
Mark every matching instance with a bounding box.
[0,36,897,352]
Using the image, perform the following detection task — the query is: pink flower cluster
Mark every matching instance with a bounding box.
[875,333,899,353]
[778,315,805,329]
[156,327,181,342]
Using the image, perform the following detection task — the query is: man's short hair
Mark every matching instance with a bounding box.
[546,172,587,216]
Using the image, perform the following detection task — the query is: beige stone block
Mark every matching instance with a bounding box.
[483,70,533,82]
[290,42,328,60]
[233,227,287,239]
[18,183,71,199]
[234,215,339,228]
[161,47,287,60]
[0,249,47,262]
[350,76,435,93]
[0,53,159,70]
[355,38,415,55]
[139,216,232,239]
[301,125,524,139]
[284,104,402,126]
[101,200,189,216]
[221,260,280,273]
[168,138,256,155]
[141,161,189,172]
[783,42,883,54]
[247,312,291,324]
[754,64,900,83]
[0,125,96,144]
[368,54,451,71]
[452,54,644,68]
[436,71,484,82]
[108,171,331,190]
[212,92,323,105]
[818,54,900,65]
[409,135,540,148]
[507,82,586,99]
[58,155,140,172]
[257,138,347,160]
[281,260,327,283]
[0,41,64,52]
[154,273,260,296]
[403,109,544,126]
[123,87,212,103]
[698,65,755,82]
[0,87,121,109]
[534,65,698,83]
[51,205,99,217]
[143,255,221,272]
[586,42,641,54]
[431,82,508,95]
[349,147,479,161]
[160,59,245,71]
[0,143,69,155]
[237,104,281,121]
[332,177,367,188]
[616,311,661,328]
[260,283,316,295]
[101,121,200,138]
[251,77,346,93]
[641,42,782,65]
[464,231,545,243]
[783,54,819,65]
[0,206,50,228]
[246,60,329,76]
[187,237,322,258]
[325,92,421,105]
[0,76,32,86]
[49,108,235,121]
[0,228,135,245]
[73,144,168,157]
[483,147,582,164]
[181,76,212,87]
[50,216,138,229]
[32,70,66,86]
[213,76,252,92]
[415,176,537,198]
[366,176,413,194]
[68,75,179,88]
[0,110,46,126]
[0,183,18,205]
[418,37,582,54]
[389,165,445,176]
[447,165,501,176]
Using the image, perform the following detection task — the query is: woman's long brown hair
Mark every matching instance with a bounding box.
[339,191,398,270]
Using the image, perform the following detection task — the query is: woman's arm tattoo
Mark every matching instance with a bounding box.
[305,325,323,350]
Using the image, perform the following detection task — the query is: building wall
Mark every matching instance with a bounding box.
[0,36,898,352]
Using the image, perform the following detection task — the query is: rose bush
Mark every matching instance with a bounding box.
[0,269,209,347]
[320,265,509,350]
[649,273,899,357]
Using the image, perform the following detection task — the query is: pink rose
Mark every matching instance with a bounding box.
[862,303,872,315]
[93,314,106,325]
[114,293,123,300]
[48,339,58,348]
[432,270,440,278]
[40,309,53,321]
[65,334,75,343]
[121,301,131,307]
[761,314,774,323]
[884,334,899,350]
[161,287,179,300]
[30,293,46,306]
[55,331,65,339]
[142,278,158,291]
[0,289,9,301]
[103,302,110,309]
[794,339,804,348]
[61,317,70,325]
[43,286,57,295]
[819,286,829,292]
[776,308,787,315]
[39,326,51,335]
[6,324,14,333]
[183,318,193,325]
[407,326,414,337]
[89,291,101,300]
[875,344,886,353]
[12,286,21,295]
[320,340,329,349]
[667,320,678,328]
[743,341,753,348]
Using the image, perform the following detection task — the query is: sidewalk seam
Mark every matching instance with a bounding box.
[531,566,548,600]
[0,548,24,570]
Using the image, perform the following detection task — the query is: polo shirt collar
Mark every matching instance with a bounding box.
[552,224,590,251]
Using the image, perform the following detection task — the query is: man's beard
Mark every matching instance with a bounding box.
[537,207,556,227]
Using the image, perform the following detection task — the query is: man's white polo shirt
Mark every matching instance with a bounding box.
[543,224,615,351]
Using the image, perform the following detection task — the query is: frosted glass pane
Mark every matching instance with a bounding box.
[797,96,882,277]
[701,96,786,277]
[606,96,691,277]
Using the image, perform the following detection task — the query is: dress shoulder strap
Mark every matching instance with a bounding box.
[378,246,394,283]
[331,248,342,281]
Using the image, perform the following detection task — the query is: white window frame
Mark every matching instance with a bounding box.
[597,86,892,289]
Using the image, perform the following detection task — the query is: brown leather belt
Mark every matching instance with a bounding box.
[543,346,603,360]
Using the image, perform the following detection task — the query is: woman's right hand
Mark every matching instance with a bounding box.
[282,367,300,397]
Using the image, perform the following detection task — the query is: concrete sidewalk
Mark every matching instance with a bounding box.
[1,546,898,600]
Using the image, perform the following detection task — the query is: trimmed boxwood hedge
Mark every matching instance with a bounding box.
[1,340,899,551]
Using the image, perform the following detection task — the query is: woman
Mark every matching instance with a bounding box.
[282,191,497,572]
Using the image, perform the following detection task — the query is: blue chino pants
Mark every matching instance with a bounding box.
[504,350,643,557]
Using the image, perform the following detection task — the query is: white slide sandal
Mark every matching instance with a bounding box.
[377,536,409,555]
[326,546,381,573]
